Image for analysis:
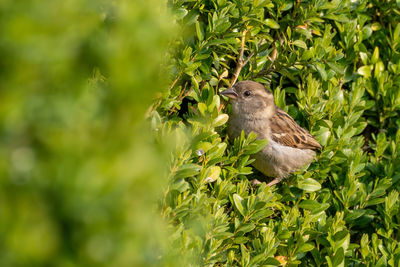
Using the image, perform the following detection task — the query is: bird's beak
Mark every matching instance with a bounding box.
[220,87,238,99]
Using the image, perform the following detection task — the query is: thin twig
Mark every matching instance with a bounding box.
[168,71,183,92]
[242,51,255,67]
[218,30,254,113]
[168,82,188,116]
[255,45,278,78]
[229,29,254,86]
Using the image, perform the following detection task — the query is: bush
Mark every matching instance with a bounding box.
[154,0,400,266]
[2,0,400,266]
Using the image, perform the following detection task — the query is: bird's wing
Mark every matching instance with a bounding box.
[269,107,322,150]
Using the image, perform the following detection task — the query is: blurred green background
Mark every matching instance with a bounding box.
[0,0,174,266]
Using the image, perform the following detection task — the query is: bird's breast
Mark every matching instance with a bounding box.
[227,114,270,140]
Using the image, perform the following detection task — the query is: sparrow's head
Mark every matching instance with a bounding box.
[221,80,275,117]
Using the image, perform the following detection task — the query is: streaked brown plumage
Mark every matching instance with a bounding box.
[270,107,321,150]
[221,80,321,186]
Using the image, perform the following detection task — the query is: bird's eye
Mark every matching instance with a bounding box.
[244,90,251,97]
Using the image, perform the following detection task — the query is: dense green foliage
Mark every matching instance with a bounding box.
[154,0,400,265]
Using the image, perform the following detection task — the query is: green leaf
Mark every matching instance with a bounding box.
[234,236,249,244]
[365,197,385,207]
[293,40,307,49]
[333,230,349,242]
[236,223,255,233]
[209,77,218,86]
[299,200,329,214]
[174,164,201,180]
[376,255,387,267]
[331,247,344,267]
[371,47,379,64]
[299,199,319,210]
[233,194,246,216]
[296,27,312,39]
[315,62,327,81]
[183,9,199,25]
[314,126,331,146]
[362,26,373,40]
[394,23,400,42]
[325,61,344,75]
[324,14,349,23]
[184,62,202,76]
[204,166,221,183]
[198,103,207,115]
[215,21,231,33]
[371,22,381,31]
[182,46,192,63]
[374,61,385,78]
[171,178,190,192]
[173,8,188,20]
[251,209,274,220]
[357,65,372,78]
[265,18,280,29]
[281,1,293,11]
[195,21,204,42]
[264,258,283,265]
[243,139,268,154]
[207,38,237,46]
[344,209,366,222]
[297,243,315,253]
[298,178,321,192]
[359,52,368,65]
[213,114,229,127]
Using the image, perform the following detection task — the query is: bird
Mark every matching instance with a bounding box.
[221,80,322,186]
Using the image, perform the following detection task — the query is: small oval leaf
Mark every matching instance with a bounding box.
[233,194,245,216]
[293,40,307,49]
[213,114,229,127]
[298,178,321,192]
[357,65,372,78]
[265,19,280,29]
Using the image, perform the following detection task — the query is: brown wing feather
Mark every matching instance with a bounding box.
[270,107,322,150]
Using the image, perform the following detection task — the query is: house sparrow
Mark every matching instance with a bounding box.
[221,80,321,186]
